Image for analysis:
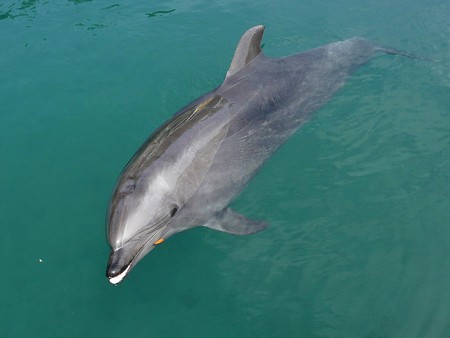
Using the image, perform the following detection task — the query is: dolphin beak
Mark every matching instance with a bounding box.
[106,227,168,285]
[106,247,135,285]
[106,238,159,285]
[107,262,131,285]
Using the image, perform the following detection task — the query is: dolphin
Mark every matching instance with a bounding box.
[106,25,419,284]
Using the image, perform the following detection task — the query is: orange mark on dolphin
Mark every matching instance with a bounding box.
[154,238,165,245]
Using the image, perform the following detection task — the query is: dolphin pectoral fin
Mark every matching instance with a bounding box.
[203,208,268,235]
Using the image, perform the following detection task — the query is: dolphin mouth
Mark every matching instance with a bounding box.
[106,241,144,285]
[106,218,170,285]
[106,249,134,285]
[106,243,146,285]
[106,231,162,285]
[107,263,132,285]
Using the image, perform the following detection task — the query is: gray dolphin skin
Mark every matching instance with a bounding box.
[106,25,415,284]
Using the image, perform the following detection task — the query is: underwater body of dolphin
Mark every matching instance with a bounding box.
[106,25,420,284]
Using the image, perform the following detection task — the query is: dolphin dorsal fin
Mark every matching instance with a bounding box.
[226,25,265,79]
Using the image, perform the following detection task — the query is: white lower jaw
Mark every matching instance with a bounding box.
[108,264,131,285]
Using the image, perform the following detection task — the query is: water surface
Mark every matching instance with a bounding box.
[1,0,449,337]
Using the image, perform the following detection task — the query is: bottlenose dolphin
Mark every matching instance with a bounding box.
[106,25,418,284]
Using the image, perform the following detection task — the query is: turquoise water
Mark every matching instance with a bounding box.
[1,0,450,337]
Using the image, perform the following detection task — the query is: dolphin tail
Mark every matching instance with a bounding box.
[375,46,436,62]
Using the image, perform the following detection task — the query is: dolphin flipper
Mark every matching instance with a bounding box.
[203,207,268,235]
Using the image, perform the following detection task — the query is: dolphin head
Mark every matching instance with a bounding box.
[105,92,230,285]
[106,164,181,285]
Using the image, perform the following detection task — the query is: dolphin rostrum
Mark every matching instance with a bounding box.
[106,25,419,284]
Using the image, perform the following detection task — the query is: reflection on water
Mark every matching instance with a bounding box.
[0,0,38,20]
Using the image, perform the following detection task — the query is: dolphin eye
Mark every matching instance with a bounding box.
[120,181,136,195]
[125,184,135,193]
[170,206,178,217]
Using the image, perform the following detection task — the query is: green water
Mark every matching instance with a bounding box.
[1,1,450,337]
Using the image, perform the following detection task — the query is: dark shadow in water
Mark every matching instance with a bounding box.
[68,0,93,4]
[0,0,93,21]
[0,0,38,21]
[0,10,18,21]
[101,4,120,10]
[18,0,39,10]
[146,9,175,18]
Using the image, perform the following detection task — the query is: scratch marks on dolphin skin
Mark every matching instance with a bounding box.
[193,96,217,115]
